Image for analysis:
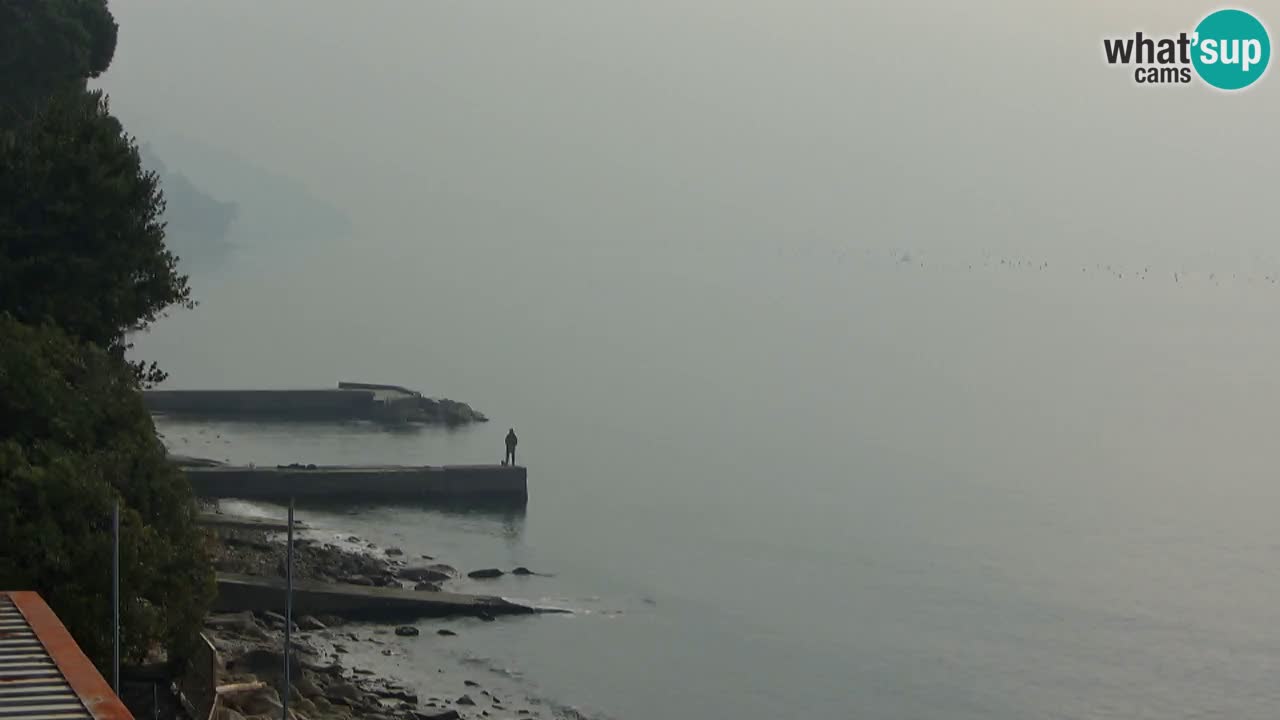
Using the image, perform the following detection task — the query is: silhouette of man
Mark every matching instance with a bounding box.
[504,428,518,466]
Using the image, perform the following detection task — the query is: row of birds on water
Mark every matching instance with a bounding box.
[767,245,1280,288]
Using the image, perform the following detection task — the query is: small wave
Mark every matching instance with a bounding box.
[499,595,579,615]
[219,498,287,519]
[454,655,615,720]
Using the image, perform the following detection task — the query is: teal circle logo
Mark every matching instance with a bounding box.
[1192,9,1271,90]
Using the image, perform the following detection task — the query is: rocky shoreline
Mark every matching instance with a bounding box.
[202,513,554,720]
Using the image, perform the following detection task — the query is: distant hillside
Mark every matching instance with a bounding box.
[138,132,353,258]
[141,144,238,271]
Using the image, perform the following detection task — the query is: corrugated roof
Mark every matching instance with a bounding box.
[0,593,131,720]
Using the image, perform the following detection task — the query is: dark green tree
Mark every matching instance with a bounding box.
[0,0,213,673]
[0,90,192,385]
[0,315,215,668]
[0,0,117,128]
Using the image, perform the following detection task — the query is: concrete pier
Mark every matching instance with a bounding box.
[214,573,534,619]
[183,464,528,503]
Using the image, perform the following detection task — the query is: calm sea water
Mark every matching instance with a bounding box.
[149,246,1280,720]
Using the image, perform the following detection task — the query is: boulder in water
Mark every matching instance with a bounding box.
[399,567,452,583]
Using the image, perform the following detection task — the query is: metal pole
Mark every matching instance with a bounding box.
[112,500,120,695]
[283,498,294,720]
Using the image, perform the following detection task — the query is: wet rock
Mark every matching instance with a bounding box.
[426,563,459,577]
[511,567,534,576]
[204,612,269,640]
[395,626,419,637]
[317,614,346,627]
[456,695,476,706]
[463,680,478,688]
[398,567,452,583]
[290,639,319,656]
[293,673,325,698]
[476,611,496,622]
[415,582,442,592]
[294,697,318,717]
[386,547,404,556]
[467,568,504,579]
[346,536,360,543]
[212,707,245,720]
[298,615,327,631]
[324,681,364,706]
[231,647,302,678]
[342,575,375,586]
[420,554,435,560]
[374,686,418,703]
[222,685,284,717]
[437,629,457,637]
[224,535,274,552]
[301,660,341,674]
[258,611,299,633]
[353,668,374,675]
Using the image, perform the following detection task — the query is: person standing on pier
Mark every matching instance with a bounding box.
[505,428,518,466]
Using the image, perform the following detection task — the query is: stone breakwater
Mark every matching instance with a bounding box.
[145,385,487,426]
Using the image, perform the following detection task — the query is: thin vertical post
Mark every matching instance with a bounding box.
[112,500,120,695]
[283,498,294,720]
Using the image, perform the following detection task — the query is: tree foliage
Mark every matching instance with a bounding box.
[0,316,215,668]
[0,0,213,672]
[0,0,118,127]
[0,90,192,385]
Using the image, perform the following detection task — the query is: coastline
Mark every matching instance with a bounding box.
[201,505,559,720]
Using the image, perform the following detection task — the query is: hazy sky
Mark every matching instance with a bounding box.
[96,1,1279,421]
[100,1,1277,267]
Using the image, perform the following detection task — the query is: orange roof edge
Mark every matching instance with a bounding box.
[6,591,135,720]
